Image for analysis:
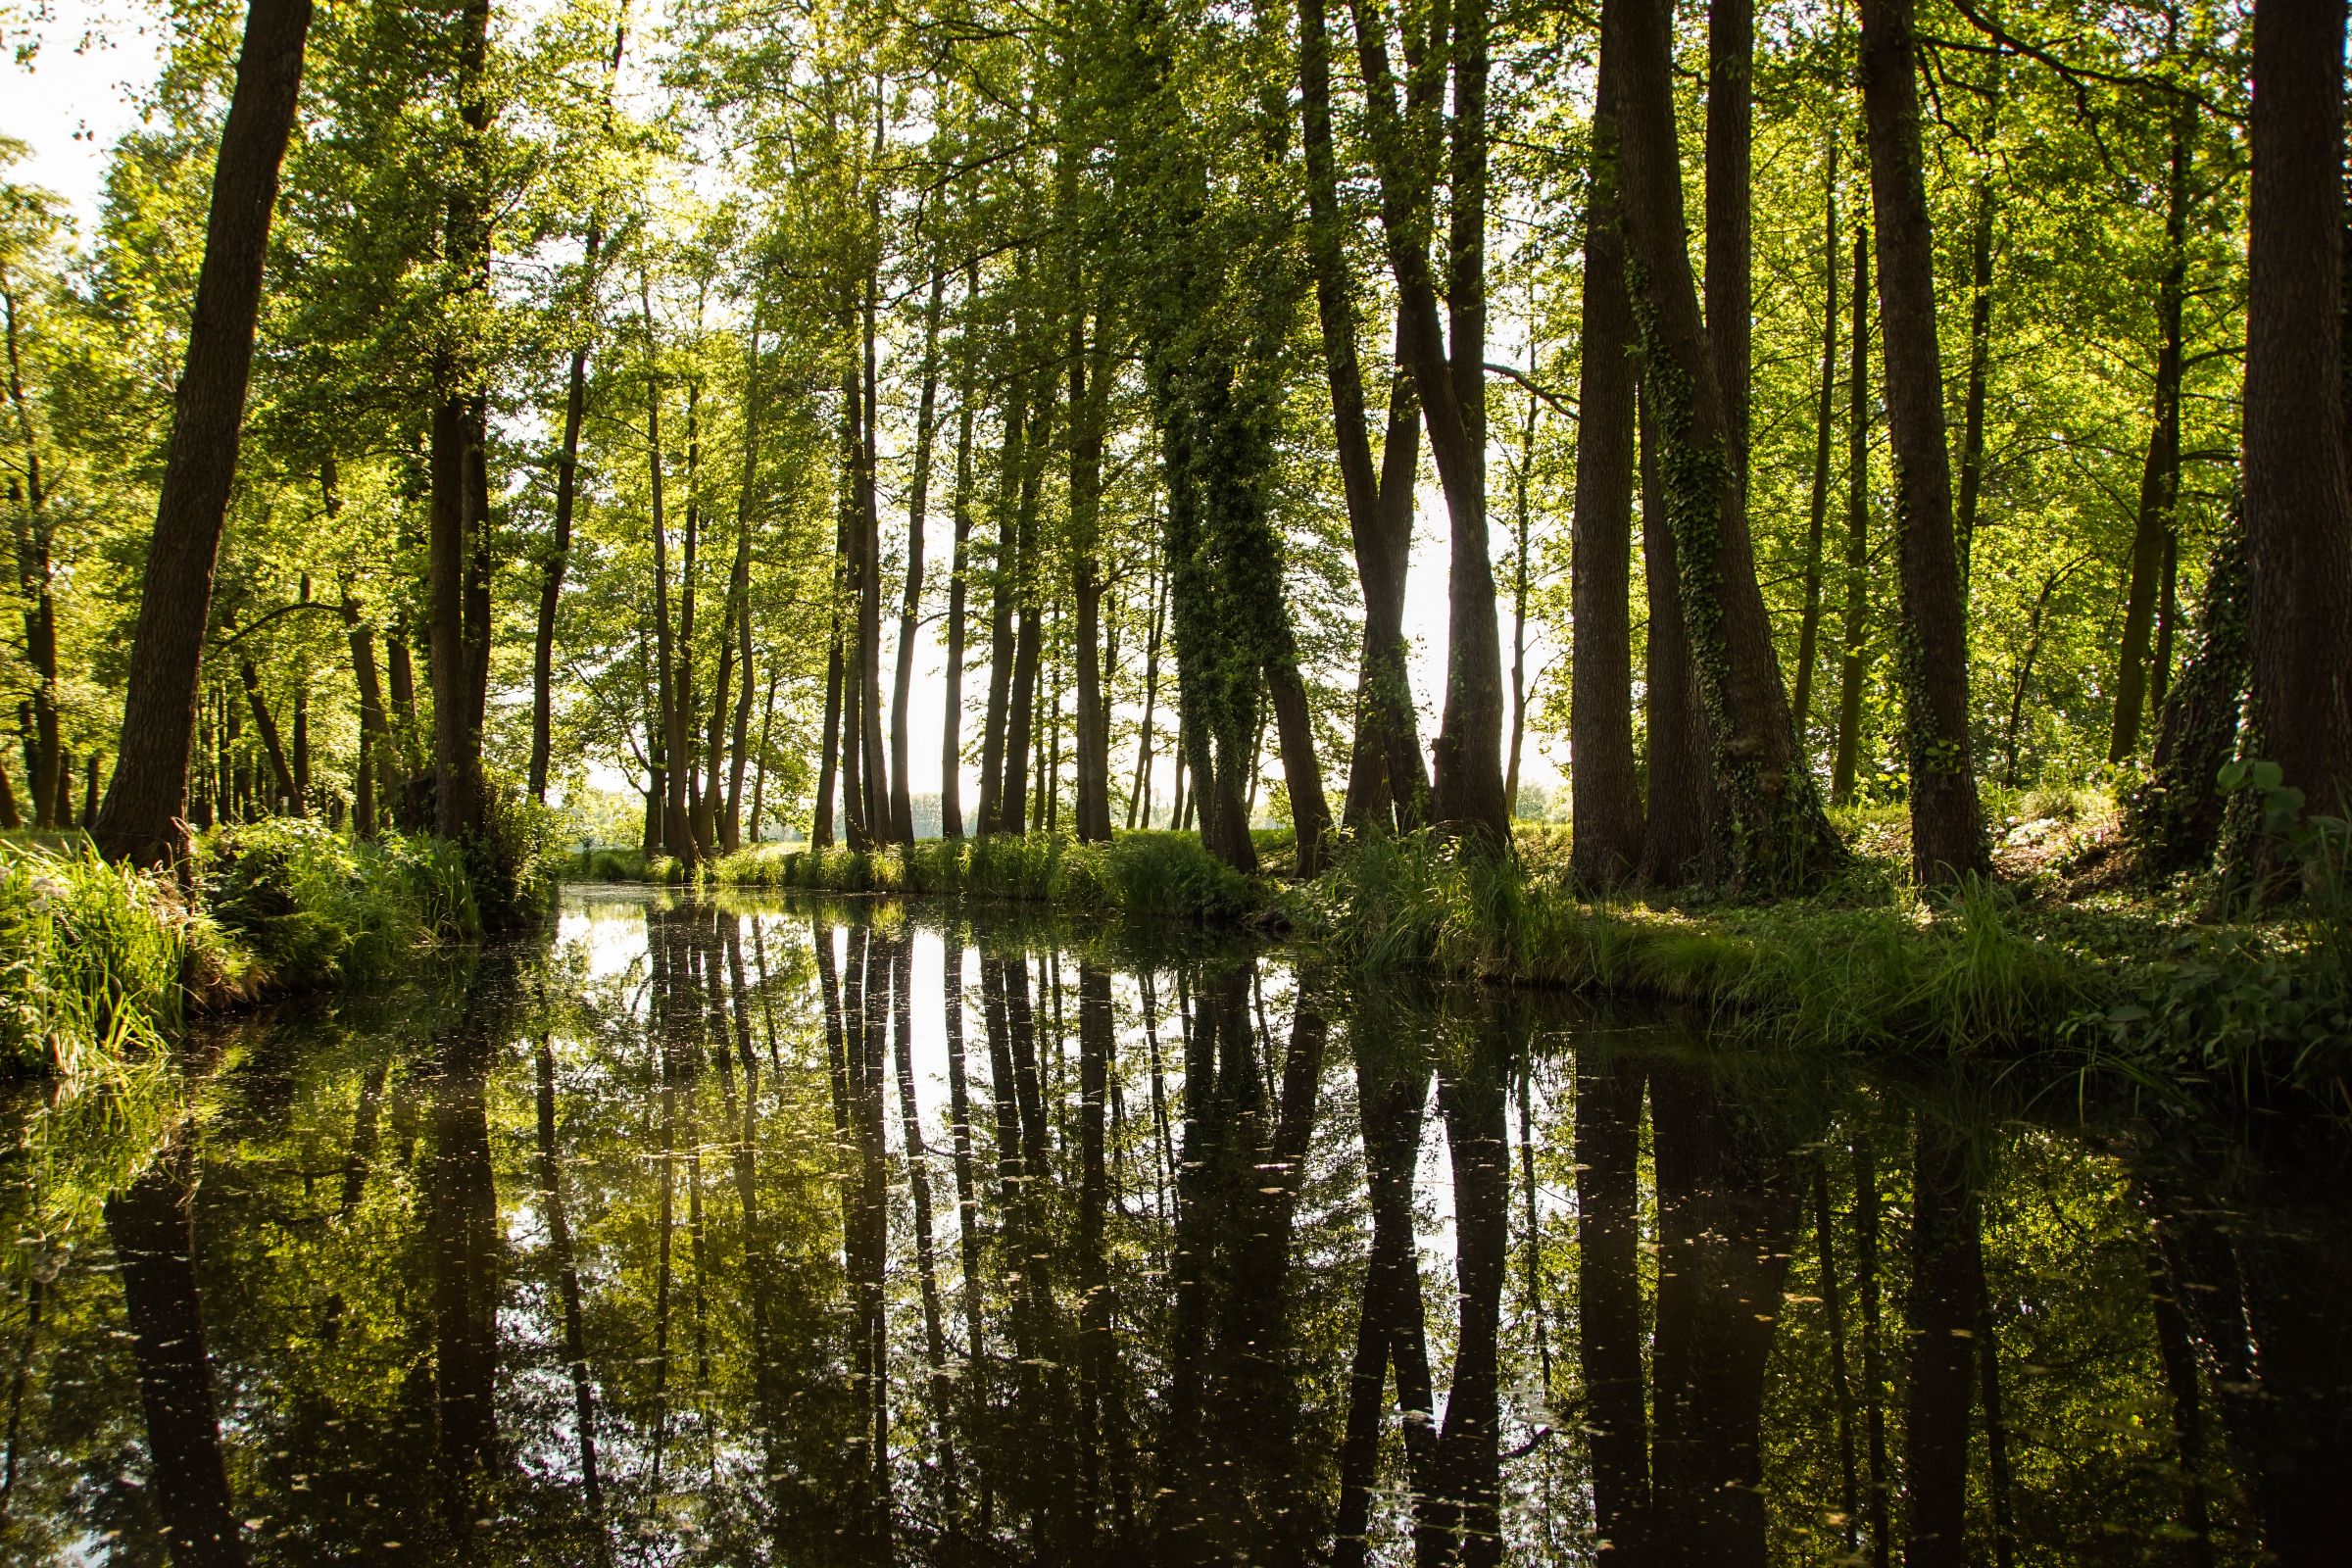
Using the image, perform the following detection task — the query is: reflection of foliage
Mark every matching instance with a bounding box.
[0,894,2331,1563]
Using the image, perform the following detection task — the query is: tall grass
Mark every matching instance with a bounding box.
[0,842,193,1083]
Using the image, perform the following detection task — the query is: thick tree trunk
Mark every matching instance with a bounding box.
[2130,512,2251,874]
[1570,22,1643,885]
[1792,137,1839,742]
[1833,226,1873,806]
[1706,0,1751,480]
[92,0,313,865]
[427,0,495,845]
[1263,653,1333,874]
[1859,0,1989,883]
[1069,301,1116,845]
[2241,0,2352,826]
[1001,429,1049,835]
[1642,389,1714,885]
[1612,0,1840,891]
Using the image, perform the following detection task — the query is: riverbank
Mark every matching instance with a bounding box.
[0,817,552,1081]
[568,812,2349,1106]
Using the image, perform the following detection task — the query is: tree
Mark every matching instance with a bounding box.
[2240,0,2352,831]
[94,0,317,866]
[1857,0,1988,884]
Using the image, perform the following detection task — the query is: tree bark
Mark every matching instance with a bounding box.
[644,287,695,863]
[93,0,313,865]
[238,658,302,814]
[940,280,978,839]
[1706,0,1751,482]
[977,377,1028,832]
[1641,386,1714,885]
[1858,0,1989,883]
[1570,21,1643,885]
[2241,0,2352,824]
[1612,0,1840,891]
[3,284,61,828]
[1954,168,1997,605]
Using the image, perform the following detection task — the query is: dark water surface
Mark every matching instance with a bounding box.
[3,886,2348,1565]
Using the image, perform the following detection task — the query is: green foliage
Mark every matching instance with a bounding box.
[0,840,191,1080]
[196,818,471,986]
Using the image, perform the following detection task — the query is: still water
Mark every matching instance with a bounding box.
[2,886,2347,1565]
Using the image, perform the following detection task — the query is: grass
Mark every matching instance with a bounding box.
[0,813,559,1083]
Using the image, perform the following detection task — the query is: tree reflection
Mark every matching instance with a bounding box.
[2,894,2340,1565]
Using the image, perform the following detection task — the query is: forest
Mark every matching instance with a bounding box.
[0,0,2332,892]
[3,0,2352,1559]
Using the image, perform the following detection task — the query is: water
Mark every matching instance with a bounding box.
[2,885,2347,1565]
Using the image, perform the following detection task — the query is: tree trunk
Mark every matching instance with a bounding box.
[339,579,387,841]
[977,379,1028,832]
[941,279,978,840]
[1791,134,1839,742]
[1129,563,1165,830]
[530,231,600,803]
[855,287,890,844]
[427,0,495,845]
[1641,386,1714,885]
[1833,224,1873,806]
[2241,0,2352,827]
[644,288,694,862]
[891,270,944,847]
[1300,0,1426,837]
[1570,22,1643,885]
[1612,0,1840,891]
[1706,0,1751,481]
[813,613,842,848]
[1068,291,1116,845]
[2112,103,2193,765]
[239,658,302,814]
[1347,0,1508,847]
[1858,0,1989,883]
[92,0,313,865]
[2129,513,2251,874]
[3,284,61,829]
[1264,653,1333,874]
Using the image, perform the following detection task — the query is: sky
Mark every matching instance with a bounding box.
[4,0,1568,819]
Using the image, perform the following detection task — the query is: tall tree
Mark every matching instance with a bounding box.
[1571,8,1642,885]
[93,0,316,865]
[1610,0,1841,893]
[1348,0,1512,847]
[1858,0,1989,884]
[2240,0,2352,830]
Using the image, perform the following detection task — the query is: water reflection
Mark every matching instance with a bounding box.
[1,886,2347,1564]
